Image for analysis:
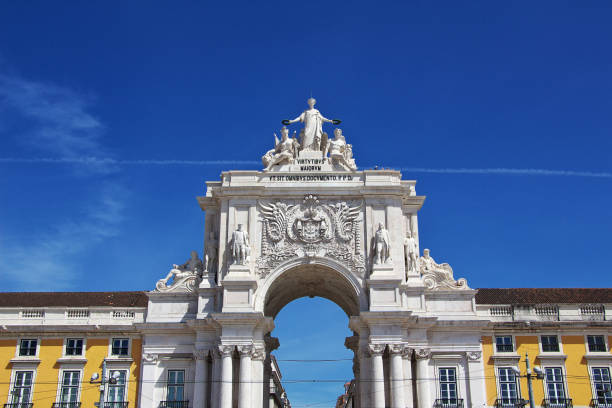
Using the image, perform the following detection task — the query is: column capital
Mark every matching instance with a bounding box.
[466,351,482,361]
[237,345,253,356]
[388,344,410,355]
[142,353,159,364]
[368,343,386,356]
[193,349,209,360]
[218,344,234,357]
[252,345,266,361]
[415,348,431,360]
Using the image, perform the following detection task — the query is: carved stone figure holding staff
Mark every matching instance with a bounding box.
[373,223,391,264]
[231,224,251,265]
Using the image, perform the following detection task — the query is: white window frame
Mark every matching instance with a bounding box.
[105,367,130,404]
[55,368,84,405]
[7,369,37,406]
[62,337,86,358]
[539,334,563,354]
[15,337,40,358]
[590,365,612,406]
[540,364,570,403]
[437,366,461,403]
[494,334,516,354]
[165,369,186,402]
[586,334,610,354]
[496,366,522,405]
[107,337,132,359]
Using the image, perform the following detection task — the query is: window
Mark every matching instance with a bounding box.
[541,336,560,352]
[439,367,458,404]
[10,371,33,405]
[65,339,83,356]
[19,339,37,356]
[592,367,612,405]
[498,367,519,404]
[106,370,127,405]
[588,336,607,353]
[545,367,566,403]
[495,336,513,353]
[166,370,185,402]
[111,338,129,356]
[59,371,80,404]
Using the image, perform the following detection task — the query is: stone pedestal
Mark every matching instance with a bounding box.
[222,264,257,312]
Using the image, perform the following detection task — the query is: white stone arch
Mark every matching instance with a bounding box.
[255,256,368,317]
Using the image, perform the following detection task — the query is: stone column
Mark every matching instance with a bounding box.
[359,350,371,408]
[218,345,234,408]
[369,344,386,408]
[402,348,414,407]
[389,344,406,408]
[211,349,221,408]
[251,346,265,408]
[139,353,158,408]
[415,348,432,408]
[237,345,253,408]
[466,351,485,408]
[193,350,209,408]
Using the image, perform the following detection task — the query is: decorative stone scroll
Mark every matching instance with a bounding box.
[155,251,203,292]
[418,248,469,291]
[466,351,482,361]
[257,195,365,277]
[142,353,159,364]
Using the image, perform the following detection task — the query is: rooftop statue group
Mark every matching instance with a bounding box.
[262,98,357,171]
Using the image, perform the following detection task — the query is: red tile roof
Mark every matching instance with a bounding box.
[475,288,612,305]
[0,291,148,308]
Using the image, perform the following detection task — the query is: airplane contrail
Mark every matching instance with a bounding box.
[1,157,611,178]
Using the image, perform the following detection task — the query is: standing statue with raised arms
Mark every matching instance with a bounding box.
[283,98,340,152]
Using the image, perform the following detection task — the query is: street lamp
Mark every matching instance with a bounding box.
[90,360,121,408]
[512,353,544,408]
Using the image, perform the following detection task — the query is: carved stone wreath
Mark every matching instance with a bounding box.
[256,195,365,277]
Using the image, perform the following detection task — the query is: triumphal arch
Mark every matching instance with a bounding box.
[144,99,483,408]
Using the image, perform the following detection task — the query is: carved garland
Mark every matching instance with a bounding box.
[257,195,365,277]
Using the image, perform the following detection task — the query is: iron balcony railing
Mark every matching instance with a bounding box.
[4,404,33,408]
[543,398,573,408]
[495,398,528,408]
[52,403,81,408]
[160,401,189,408]
[592,398,612,408]
[104,403,128,408]
[434,398,464,408]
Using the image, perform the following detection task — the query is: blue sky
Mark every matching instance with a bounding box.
[1,1,611,406]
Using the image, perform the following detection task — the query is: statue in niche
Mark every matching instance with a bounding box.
[155,251,203,292]
[205,231,218,274]
[418,248,468,290]
[283,97,340,152]
[261,126,298,170]
[231,224,251,265]
[328,128,357,171]
[373,223,391,264]
[403,230,418,275]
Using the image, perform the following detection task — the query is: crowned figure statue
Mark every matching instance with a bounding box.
[284,97,340,152]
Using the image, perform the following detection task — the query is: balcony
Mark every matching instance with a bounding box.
[160,402,189,408]
[52,404,82,408]
[434,399,464,408]
[592,398,612,408]
[495,398,528,408]
[543,398,573,408]
[4,404,33,408]
[104,403,128,408]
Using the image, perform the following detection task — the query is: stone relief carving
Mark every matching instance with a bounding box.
[403,230,418,276]
[414,348,432,360]
[418,248,469,290]
[193,350,209,360]
[231,224,251,265]
[237,345,253,356]
[155,251,203,292]
[372,223,391,265]
[218,345,234,356]
[257,195,365,277]
[368,343,386,356]
[251,346,266,361]
[466,351,482,361]
[142,353,159,364]
[328,129,357,171]
[205,231,218,275]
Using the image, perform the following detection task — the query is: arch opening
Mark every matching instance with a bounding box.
[262,263,362,318]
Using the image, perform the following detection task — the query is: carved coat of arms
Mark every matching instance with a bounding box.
[257,195,365,277]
